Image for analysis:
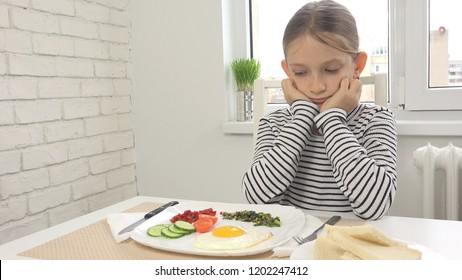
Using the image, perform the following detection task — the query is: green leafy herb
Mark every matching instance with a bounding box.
[230,58,261,91]
[221,210,281,227]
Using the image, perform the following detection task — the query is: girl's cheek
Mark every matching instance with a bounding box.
[293,79,307,92]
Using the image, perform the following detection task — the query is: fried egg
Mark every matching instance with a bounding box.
[193,225,272,250]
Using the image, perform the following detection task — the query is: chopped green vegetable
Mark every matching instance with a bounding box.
[220,210,281,227]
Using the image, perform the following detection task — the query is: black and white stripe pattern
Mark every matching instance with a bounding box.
[242,100,397,220]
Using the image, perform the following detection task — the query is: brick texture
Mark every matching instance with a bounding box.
[0,0,137,245]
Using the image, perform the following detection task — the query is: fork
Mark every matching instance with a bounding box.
[293,215,342,244]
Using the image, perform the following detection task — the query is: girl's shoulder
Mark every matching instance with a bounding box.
[349,103,395,119]
[347,103,396,129]
[257,108,293,132]
[264,107,293,122]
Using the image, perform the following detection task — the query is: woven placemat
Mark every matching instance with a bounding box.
[19,202,363,260]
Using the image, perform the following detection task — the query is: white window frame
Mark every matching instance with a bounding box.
[391,0,462,111]
[223,0,462,136]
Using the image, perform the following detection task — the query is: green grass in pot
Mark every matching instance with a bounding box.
[230,58,261,91]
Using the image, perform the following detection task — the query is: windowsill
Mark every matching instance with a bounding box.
[222,120,462,136]
[222,121,253,134]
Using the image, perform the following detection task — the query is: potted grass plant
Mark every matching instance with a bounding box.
[230,58,261,121]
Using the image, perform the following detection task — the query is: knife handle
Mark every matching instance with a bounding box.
[326,215,342,225]
[144,201,179,219]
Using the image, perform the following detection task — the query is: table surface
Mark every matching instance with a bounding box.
[1,196,461,260]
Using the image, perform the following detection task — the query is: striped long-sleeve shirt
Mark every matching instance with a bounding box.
[242,100,397,220]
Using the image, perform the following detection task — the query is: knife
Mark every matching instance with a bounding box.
[118,201,179,235]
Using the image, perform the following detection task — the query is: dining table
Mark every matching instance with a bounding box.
[1,195,461,260]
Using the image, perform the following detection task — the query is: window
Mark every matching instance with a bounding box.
[428,1,462,88]
[392,0,462,111]
[251,0,388,105]
[251,0,462,111]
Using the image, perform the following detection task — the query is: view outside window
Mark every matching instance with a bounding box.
[252,0,388,104]
[429,0,462,87]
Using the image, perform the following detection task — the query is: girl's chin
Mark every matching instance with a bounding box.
[310,98,328,105]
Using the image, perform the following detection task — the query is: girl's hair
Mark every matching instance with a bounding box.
[283,0,359,58]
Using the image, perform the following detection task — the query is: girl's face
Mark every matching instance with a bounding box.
[282,35,361,106]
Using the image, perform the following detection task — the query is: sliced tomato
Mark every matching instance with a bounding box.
[194,218,214,233]
[198,214,218,224]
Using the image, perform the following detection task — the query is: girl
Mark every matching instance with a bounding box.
[242,0,397,220]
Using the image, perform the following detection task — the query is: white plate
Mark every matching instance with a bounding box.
[290,238,447,260]
[130,201,306,257]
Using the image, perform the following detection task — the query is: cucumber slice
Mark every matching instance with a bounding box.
[174,221,195,232]
[147,224,169,237]
[161,227,185,239]
[168,224,191,234]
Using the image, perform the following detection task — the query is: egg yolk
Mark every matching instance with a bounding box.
[212,226,245,238]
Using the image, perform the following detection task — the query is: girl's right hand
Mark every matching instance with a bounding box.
[281,78,310,105]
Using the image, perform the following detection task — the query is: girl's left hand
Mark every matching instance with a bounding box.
[320,78,362,113]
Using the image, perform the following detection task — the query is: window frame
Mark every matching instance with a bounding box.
[391,0,462,111]
[250,0,462,112]
[223,0,462,135]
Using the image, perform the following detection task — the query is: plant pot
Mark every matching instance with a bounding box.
[236,90,253,122]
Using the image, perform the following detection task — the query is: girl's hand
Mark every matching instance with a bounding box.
[320,78,362,113]
[281,78,310,105]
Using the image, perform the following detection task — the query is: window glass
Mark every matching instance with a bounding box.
[252,0,388,104]
[429,0,462,87]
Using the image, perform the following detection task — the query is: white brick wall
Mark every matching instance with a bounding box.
[85,115,119,136]
[22,142,68,170]
[28,185,71,214]
[15,100,62,124]
[60,17,98,39]
[89,151,121,174]
[1,168,50,199]
[44,120,85,142]
[0,150,21,175]
[82,78,114,96]
[63,98,100,119]
[0,0,137,245]
[0,103,14,125]
[0,196,27,225]
[48,199,88,226]
[0,6,9,27]
[31,0,75,16]
[1,29,33,54]
[0,53,6,74]
[32,33,74,56]
[0,125,44,150]
[7,77,38,99]
[9,54,57,76]
[75,1,110,23]
[39,78,80,98]
[71,174,106,200]
[11,7,60,33]
[74,38,109,59]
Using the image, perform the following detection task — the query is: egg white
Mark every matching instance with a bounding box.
[193,226,273,250]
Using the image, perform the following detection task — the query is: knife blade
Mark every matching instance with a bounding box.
[118,201,179,235]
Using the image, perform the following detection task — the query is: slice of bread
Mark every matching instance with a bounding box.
[327,230,422,260]
[313,225,422,260]
[341,251,361,260]
[313,235,345,260]
[323,224,407,247]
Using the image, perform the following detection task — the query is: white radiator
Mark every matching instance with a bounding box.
[414,143,462,220]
